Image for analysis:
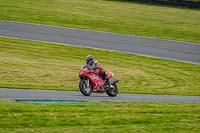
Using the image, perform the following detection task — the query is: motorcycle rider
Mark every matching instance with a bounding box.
[82,55,113,88]
[82,55,106,77]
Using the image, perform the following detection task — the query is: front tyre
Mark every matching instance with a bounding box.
[106,84,118,97]
[79,79,92,96]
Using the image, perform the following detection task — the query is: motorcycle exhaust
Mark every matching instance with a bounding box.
[111,79,119,84]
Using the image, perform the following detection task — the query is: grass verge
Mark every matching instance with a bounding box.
[0,0,199,43]
[0,37,200,95]
[0,101,200,133]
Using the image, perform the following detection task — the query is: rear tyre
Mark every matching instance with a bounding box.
[106,83,118,97]
[79,79,92,96]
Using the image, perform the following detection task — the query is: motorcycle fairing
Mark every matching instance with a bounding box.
[85,73,105,92]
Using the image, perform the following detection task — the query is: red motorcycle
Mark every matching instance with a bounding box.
[79,67,119,97]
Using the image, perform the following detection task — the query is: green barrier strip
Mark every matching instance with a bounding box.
[15,100,110,104]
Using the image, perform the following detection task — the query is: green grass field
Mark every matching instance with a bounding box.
[1,37,200,95]
[0,101,199,133]
[0,0,199,43]
[1,1,200,132]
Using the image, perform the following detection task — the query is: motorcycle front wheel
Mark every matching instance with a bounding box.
[106,83,118,97]
[79,79,92,96]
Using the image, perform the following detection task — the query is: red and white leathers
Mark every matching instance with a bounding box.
[82,60,107,79]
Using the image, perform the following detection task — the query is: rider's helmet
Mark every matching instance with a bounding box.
[86,55,94,65]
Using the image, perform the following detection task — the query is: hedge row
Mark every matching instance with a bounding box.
[116,0,200,8]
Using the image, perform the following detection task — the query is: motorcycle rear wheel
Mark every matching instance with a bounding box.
[79,79,92,96]
[106,83,118,97]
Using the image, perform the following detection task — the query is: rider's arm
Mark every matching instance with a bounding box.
[96,62,106,77]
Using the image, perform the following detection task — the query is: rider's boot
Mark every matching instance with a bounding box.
[104,77,114,89]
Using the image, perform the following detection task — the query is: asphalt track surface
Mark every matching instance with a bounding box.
[1,20,200,102]
[1,20,200,64]
[1,88,200,102]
